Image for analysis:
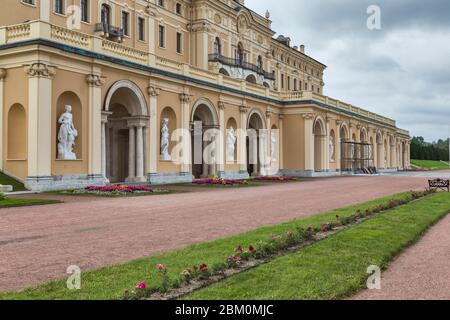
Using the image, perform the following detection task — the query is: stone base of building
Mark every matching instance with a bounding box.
[280,169,341,178]
[24,174,108,192]
[148,172,193,185]
[218,170,250,180]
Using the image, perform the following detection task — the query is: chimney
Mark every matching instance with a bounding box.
[299,45,305,53]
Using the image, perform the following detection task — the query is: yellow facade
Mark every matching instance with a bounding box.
[0,0,410,191]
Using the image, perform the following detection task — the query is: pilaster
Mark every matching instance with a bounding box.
[303,113,315,171]
[0,69,5,171]
[148,85,161,174]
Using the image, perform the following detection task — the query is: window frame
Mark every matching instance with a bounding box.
[80,0,90,23]
[158,24,166,49]
[121,10,130,37]
[53,0,66,16]
[176,31,183,54]
[137,16,146,42]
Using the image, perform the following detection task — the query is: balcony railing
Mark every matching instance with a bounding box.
[208,53,275,81]
[95,23,124,40]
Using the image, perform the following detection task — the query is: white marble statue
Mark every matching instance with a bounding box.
[160,118,171,161]
[57,105,78,160]
[271,131,277,161]
[329,136,335,161]
[226,127,236,161]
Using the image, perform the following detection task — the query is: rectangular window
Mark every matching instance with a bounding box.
[54,0,64,15]
[287,76,291,90]
[158,25,165,48]
[122,11,130,36]
[176,3,182,15]
[281,74,284,89]
[176,32,182,54]
[158,0,164,7]
[22,0,35,5]
[138,17,145,41]
[81,0,89,22]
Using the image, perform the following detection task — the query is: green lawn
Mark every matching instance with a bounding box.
[0,172,27,191]
[411,159,449,170]
[185,192,450,300]
[0,198,60,209]
[0,191,423,300]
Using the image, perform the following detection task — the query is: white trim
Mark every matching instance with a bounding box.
[104,80,148,116]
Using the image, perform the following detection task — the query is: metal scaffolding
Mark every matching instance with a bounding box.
[340,141,374,172]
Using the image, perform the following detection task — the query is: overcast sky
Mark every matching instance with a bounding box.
[246,0,450,142]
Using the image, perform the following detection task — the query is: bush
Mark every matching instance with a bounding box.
[0,192,5,201]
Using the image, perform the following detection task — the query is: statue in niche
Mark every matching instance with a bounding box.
[160,118,171,161]
[227,127,236,162]
[57,105,78,160]
[329,135,335,161]
[271,131,277,161]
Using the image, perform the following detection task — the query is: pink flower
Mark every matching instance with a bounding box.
[236,257,242,266]
[156,263,166,271]
[135,281,146,290]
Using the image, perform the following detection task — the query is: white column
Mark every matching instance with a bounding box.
[180,93,192,175]
[101,121,106,178]
[148,14,156,67]
[238,106,249,174]
[87,74,104,177]
[303,113,315,172]
[0,69,5,171]
[136,125,145,181]
[148,86,160,175]
[324,120,330,171]
[127,126,136,181]
[40,0,50,22]
[335,121,342,171]
[26,63,55,179]
[218,102,225,175]
[279,115,284,171]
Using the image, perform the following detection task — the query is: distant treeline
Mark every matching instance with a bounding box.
[410,137,449,161]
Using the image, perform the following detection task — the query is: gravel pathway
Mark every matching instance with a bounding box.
[0,175,427,292]
[352,212,450,300]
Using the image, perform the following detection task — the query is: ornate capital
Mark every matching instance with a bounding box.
[218,101,226,110]
[302,113,315,120]
[336,120,343,126]
[279,114,285,120]
[0,68,6,80]
[179,93,192,103]
[148,86,161,97]
[86,74,105,87]
[24,63,56,78]
[266,110,272,119]
[239,105,250,114]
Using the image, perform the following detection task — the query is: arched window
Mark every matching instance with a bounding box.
[257,55,263,71]
[214,37,221,56]
[236,43,244,65]
[101,4,110,26]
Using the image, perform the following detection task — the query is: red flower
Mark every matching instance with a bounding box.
[322,224,328,232]
[307,226,313,232]
[235,245,243,254]
[287,231,294,238]
[248,245,255,253]
[156,263,166,272]
[200,263,208,273]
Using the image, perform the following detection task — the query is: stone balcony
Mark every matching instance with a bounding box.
[208,53,275,88]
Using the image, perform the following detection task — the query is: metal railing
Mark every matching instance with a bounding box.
[94,23,124,39]
[208,53,275,80]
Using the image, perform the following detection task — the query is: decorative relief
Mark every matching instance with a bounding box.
[214,13,222,24]
[160,118,171,161]
[86,74,105,87]
[302,113,315,120]
[218,101,226,110]
[148,86,161,97]
[24,63,56,78]
[239,105,250,114]
[179,93,192,103]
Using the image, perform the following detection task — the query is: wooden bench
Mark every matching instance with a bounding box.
[428,179,450,192]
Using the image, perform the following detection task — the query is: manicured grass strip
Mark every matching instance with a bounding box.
[411,159,449,170]
[0,172,27,191]
[184,192,450,300]
[0,198,60,209]
[0,192,417,300]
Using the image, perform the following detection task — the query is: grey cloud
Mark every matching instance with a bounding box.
[246,0,450,141]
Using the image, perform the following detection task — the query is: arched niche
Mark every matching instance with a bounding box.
[56,91,83,159]
[7,104,27,159]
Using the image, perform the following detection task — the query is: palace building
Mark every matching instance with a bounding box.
[0,0,410,191]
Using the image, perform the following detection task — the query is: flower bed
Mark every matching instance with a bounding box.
[192,178,248,186]
[61,184,163,197]
[252,176,299,182]
[123,189,435,300]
